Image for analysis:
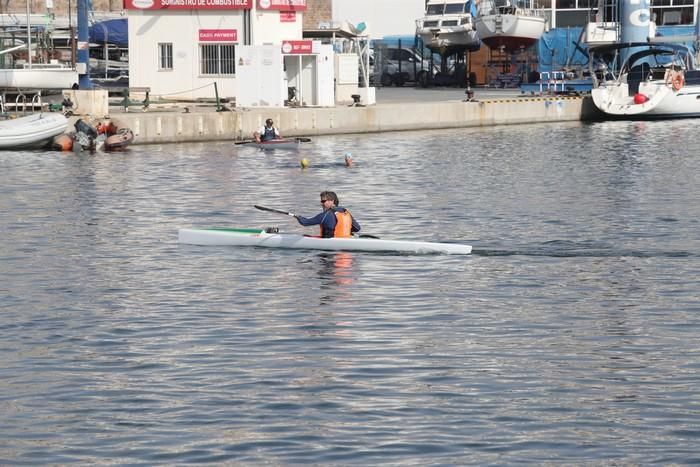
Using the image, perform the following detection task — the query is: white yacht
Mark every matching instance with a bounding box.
[416,0,480,56]
[590,42,700,118]
[475,0,547,51]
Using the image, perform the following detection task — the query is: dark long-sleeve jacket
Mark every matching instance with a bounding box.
[296,207,360,238]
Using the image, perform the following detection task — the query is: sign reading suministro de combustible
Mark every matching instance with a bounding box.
[125,0,253,9]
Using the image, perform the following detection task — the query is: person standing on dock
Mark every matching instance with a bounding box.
[254,118,282,143]
[295,191,361,238]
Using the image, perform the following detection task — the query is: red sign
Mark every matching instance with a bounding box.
[125,0,252,10]
[280,11,296,22]
[281,40,313,54]
[199,29,238,42]
[256,0,306,11]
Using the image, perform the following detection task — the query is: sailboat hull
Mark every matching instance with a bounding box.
[592,80,700,118]
[416,27,481,55]
[0,68,79,90]
[475,14,546,51]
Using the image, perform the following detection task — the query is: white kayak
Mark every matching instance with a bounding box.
[178,228,472,255]
[237,138,309,150]
[253,139,299,150]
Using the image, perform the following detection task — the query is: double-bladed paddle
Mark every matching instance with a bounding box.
[254,205,379,239]
[234,137,312,145]
[254,204,297,217]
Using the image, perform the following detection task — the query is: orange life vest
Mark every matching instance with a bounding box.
[320,210,353,238]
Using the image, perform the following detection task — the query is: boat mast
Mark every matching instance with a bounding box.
[26,0,31,69]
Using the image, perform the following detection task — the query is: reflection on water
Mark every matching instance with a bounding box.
[1,120,700,464]
[319,252,355,301]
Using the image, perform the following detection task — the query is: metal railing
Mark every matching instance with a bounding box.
[539,71,566,93]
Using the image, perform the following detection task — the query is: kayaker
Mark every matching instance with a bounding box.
[295,191,361,238]
[253,118,281,143]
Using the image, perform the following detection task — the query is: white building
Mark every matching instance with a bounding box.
[126,0,335,106]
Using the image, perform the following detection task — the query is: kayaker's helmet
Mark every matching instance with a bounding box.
[265,119,273,126]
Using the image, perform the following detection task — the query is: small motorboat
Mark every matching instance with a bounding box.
[0,112,68,149]
[104,128,134,151]
[178,227,472,255]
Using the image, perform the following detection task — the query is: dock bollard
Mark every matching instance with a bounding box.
[465,84,474,101]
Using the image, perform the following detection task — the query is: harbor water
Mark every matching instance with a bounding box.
[2,120,699,464]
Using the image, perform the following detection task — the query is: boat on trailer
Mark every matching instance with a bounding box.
[416,0,481,56]
[178,228,472,255]
[475,0,547,52]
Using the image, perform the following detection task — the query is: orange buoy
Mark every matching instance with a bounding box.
[51,134,73,152]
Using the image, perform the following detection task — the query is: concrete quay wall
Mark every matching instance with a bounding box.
[106,96,597,145]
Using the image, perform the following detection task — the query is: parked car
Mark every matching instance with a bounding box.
[373,47,437,87]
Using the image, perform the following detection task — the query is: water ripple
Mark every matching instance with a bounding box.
[2,120,700,464]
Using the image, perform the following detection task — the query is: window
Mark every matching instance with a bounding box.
[199,44,236,76]
[444,3,465,14]
[426,4,444,15]
[158,43,173,70]
[651,0,695,25]
[556,10,589,26]
[398,49,416,61]
[557,0,576,9]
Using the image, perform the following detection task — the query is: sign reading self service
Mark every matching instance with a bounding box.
[281,40,313,55]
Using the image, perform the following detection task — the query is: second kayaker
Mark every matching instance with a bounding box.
[253,118,282,143]
[295,191,361,238]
